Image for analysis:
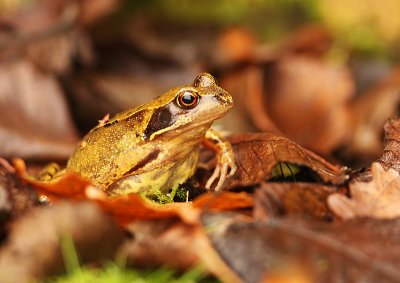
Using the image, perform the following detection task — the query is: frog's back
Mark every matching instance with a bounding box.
[67,107,152,187]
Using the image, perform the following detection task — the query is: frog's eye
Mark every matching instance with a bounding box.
[176,90,199,109]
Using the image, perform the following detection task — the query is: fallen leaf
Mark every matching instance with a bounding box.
[205,214,400,283]
[0,60,78,159]
[254,182,338,221]
[14,158,95,202]
[353,116,400,182]
[120,218,243,283]
[15,159,253,225]
[115,195,255,282]
[220,66,281,133]
[204,133,348,190]
[264,55,354,154]
[0,202,123,283]
[378,117,400,173]
[97,196,196,226]
[344,69,400,161]
[193,191,253,211]
[0,158,37,227]
[0,1,89,74]
[0,0,116,70]
[119,219,201,270]
[328,162,400,219]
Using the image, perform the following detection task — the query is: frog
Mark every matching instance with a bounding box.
[43,73,236,198]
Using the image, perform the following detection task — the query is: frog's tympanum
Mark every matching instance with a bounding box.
[65,73,236,196]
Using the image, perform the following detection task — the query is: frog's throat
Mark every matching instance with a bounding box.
[106,150,199,195]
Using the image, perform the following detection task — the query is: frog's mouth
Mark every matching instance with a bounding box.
[174,110,229,133]
[151,111,226,141]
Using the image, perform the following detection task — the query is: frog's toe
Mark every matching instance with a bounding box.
[205,159,236,191]
[39,162,61,181]
[205,164,220,190]
[214,162,229,191]
[205,151,237,191]
[227,158,237,178]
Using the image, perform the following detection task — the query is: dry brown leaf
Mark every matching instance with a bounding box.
[328,162,400,219]
[254,182,338,221]
[0,60,78,159]
[15,160,246,282]
[193,191,253,211]
[208,133,348,190]
[354,117,400,182]
[206,214,400,283]
[14,158,93,202]
[15,159,253,225]
[265,55,354,154]
[0,0,115,73]
[0,1,87,74]
[120,219,203,270]
[345,69,400,161]
[220,67,281,133]
[0,202,123,283]
[81,192,252,226]
[0,158,37,224]
[120,218,243,283]
[378,117,400,173]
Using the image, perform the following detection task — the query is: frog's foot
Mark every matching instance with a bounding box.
[205,150,236,191]
[39,162,61,181]
[204,129,237,191]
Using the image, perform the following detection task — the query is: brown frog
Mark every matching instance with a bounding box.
[45,73,236,198]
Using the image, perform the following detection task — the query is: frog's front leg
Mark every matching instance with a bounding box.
[202,129,236,191]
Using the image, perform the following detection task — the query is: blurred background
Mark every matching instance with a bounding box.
[0,0,399,168]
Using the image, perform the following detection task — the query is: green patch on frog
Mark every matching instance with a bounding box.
[142,181,206,204]
[142,186,184,204]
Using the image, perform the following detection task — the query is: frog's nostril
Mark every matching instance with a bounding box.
[215,92,233,105]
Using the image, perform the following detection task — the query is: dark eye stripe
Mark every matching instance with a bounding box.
[143,106,174,139]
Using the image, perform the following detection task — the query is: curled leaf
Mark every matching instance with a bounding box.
[213,133,348,190]
[328,162,400,219]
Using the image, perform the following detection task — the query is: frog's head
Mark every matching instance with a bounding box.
[144,73,233,140]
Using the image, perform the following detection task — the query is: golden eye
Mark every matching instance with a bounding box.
[176,91,199,109]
